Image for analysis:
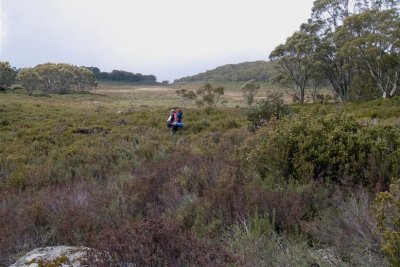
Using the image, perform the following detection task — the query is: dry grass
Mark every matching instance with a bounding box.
[95,81,293,108]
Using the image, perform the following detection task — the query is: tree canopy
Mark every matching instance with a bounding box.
[17,63,98,94]
[270,27,319,103]
[0,61,17,90]
[271,0,400,101]
[338,9,400,98]
[86,67,157,84]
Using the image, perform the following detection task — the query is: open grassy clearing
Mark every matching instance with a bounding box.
[96,81,302,108]
[0,84,248,190]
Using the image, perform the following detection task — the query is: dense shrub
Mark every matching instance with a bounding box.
[241,113,400,188]
[246,93,292,130]
[0,183,236,266]
[175,88,197,102]
[374,183,400,266]
[92,218,236,266]
[243,183,327,233]
[3,89,400,266]
[225,215,331,266]
[0,141,240,265]
[178,159,328,236]
[304,188,386,265]
[0,183,102,265]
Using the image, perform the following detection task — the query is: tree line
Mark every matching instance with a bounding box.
[86,67,157,84]
[0,62,160,95]
[0,62,97,95]
[270,0,400,103]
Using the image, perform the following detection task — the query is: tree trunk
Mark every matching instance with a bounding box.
[300,87,305,104]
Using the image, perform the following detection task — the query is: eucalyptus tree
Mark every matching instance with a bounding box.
[0,61,17,90]
[33,63,97,94]
[34,63,74,94]
[338,9,400,98]
[269,25,319,103]
[309,0,363,101]
[72,67,98,91]
[16,68,43,95]
[308,60,328,102]
[309,0,399,100]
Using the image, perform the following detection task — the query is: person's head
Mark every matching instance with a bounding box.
[170,109,175,114]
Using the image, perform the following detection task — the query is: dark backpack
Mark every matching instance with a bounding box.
[176,109,183,122]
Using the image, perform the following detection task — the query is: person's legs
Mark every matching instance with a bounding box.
[171,126,178,141]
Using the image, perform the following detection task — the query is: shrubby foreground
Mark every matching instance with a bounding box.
[1,91,400,266]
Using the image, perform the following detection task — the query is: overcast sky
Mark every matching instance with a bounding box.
[0,0,315,81]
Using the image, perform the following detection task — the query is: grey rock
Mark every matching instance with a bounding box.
[10,246,91,267]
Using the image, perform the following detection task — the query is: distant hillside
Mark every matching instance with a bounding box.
[174,60,277,83]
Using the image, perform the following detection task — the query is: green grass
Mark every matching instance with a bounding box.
[0,87,247,191]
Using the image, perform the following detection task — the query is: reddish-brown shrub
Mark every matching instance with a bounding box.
[92,218,237,266]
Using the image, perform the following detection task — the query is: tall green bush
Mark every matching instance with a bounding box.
[241,113,400,187]
[246,93,292,130]
[375,183,400,266]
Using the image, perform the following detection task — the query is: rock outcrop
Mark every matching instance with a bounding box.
[11,246,94,267]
